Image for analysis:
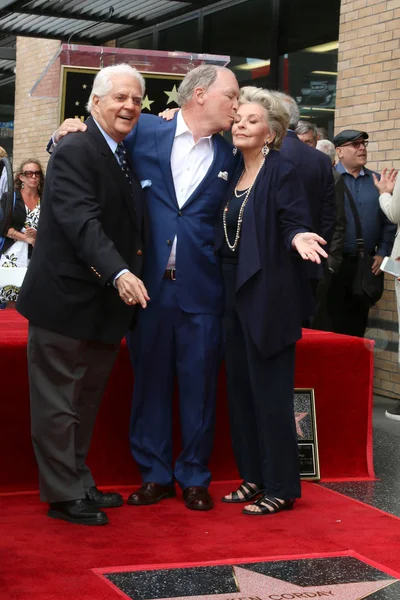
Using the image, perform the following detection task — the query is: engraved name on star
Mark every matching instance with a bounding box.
[164,84,179,105]
[142,95,154,111]
[148,565,397,600]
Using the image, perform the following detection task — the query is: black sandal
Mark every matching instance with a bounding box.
[242,494,295,515]
[221,481,264,503]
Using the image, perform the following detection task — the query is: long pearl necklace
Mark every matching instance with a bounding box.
[223,158,265,252]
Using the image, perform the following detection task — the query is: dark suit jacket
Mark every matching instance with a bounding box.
[17,117,148,344]
[328,169,346,272]
[216,150,314,358]
[280,130,336,278]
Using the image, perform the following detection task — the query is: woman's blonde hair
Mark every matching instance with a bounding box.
[239,86,289,150]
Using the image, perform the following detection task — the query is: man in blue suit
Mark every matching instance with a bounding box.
[273,93,336,297]
[123,66,239,511]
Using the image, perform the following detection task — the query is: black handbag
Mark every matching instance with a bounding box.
[343,182,384,307]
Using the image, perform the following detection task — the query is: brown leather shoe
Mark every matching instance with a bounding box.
[127,482,176,506]
[183,486,214,511]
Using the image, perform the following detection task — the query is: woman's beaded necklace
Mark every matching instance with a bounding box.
[223,158,265,252]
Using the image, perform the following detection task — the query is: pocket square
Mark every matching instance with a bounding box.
[218,171,228,181]
[140,179,152,189]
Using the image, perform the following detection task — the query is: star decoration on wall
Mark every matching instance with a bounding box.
[295,412,308,437]
[149,566,397,600]
[164,84,179,105]
[141,95,155,111]
[75,101,80,106]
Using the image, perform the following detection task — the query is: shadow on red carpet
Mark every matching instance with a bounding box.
[1,482,400,599]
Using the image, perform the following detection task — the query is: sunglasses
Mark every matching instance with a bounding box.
[22,170,41,178]
[340,141,368,149]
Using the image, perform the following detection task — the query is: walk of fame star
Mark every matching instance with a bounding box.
[164,84,179,105]
[295,412,308,437]
[148,566,396,600]
[142,95,155,111]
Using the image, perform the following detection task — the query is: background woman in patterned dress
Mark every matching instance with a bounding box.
[0,158,44,304]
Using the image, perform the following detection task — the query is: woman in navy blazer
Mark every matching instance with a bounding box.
[216,87,327,515]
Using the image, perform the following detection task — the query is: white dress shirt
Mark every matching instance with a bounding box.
[166,111,214,269]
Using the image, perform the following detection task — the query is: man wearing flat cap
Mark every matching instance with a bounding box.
[324,129,396,337]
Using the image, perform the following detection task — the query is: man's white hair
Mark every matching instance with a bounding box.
[272,92,300,130]
[86,63,145,113]
[316,139,336,165]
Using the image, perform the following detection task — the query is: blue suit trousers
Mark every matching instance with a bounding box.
[126,279,222,489]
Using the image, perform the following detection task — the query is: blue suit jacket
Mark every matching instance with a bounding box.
[280,130,336,279]
[124,113,238,314]
[216,150,314,358]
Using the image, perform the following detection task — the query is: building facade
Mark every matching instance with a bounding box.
[7,0,400,398]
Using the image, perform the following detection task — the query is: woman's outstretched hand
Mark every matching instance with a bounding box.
[372,168,398,195]
[292,232,328,264]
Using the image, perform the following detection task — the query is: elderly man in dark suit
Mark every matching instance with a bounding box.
[17,64,149,526]
[273,93,336,300]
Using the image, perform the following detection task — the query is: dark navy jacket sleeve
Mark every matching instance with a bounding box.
[275,163,312,251]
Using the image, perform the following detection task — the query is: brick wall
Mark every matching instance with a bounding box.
[13,37,60,173]
[336,0,400,398]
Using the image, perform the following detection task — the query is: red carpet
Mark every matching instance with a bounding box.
[0,310,374,492]
[1,482,400,599]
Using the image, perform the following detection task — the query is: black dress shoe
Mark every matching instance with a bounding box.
[127,482,176,505]
[86,485,123,508]
[48,499,108,525]
[183,486,214,511]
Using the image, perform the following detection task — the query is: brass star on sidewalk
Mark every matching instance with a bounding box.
[141,95,155,111]
[295,412,308,437]
[150,566,397,600]
[164,84,179,105]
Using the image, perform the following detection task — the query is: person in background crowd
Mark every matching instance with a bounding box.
[217,86,327,515]
[52,64,240,512]
[0,159,44,305]
[373,167,400,420]
[295,120,317,148]
[272,92,335,301]
[312,139,346,330]
[324,129,396,337]
[17,64,149,526]
[317,127,329,141]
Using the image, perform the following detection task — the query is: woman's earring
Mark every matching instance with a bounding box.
[261,143,270,157]
[232,146,238,156]
[21,182,24,189]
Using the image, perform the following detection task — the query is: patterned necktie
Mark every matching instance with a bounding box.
[115,142,132,187]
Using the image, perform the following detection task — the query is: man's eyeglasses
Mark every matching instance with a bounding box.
[340,141,369,149]
[22,170,41,178]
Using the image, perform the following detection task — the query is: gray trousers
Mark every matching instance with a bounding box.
[27,324,120,503]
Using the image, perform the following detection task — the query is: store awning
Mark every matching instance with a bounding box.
[0,0,215,86]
